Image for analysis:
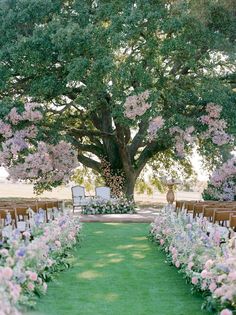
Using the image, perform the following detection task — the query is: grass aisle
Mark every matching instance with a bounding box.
[30,223,209,315]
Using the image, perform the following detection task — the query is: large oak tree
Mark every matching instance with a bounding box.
[0,0,236,197]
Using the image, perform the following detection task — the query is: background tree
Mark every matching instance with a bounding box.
[0,0,235,198]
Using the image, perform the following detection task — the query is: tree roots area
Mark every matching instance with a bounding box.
[28,223,208,315]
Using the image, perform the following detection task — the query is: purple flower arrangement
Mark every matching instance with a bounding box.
[0,212,81,315]
[150,206,236,315]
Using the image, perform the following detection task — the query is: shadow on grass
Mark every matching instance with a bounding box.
[27,223,211,315]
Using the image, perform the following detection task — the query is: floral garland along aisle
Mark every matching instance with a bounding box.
[149,206,236,315]
[0,212,82,315]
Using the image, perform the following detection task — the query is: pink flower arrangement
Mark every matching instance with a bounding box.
[101,158,125,197]
[26,271,38,281]
[150,205,236,314]
[1,267,13,280]
[0,211,82,315]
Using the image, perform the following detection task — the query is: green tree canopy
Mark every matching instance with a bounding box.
[0,0,236,197]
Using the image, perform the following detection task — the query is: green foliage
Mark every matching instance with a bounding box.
[149,151,197,186]
[202,183,220,201]
[71,166,104,192]
[135,179,154,195]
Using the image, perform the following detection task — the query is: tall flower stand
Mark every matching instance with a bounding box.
[161,177,181,205]
[166,184,175,204]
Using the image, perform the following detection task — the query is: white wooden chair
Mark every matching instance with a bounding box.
[95,186,111,201]
[71,185,91,212]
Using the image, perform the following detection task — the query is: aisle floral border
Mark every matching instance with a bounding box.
[0,213,82,315]
[149,206,236,315]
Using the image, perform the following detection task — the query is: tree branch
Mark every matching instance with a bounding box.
[129,120,149,160]
[67,127,114,137]
[115,122,133,174]
[74,141,104,157]
[135,140,170,177]
[77,154,101,173]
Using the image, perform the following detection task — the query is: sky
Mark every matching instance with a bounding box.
[191,152,209,181]
[0,166,9,179]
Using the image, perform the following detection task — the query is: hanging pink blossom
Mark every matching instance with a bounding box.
[211,158,236,187]
[0,103,77,189]
[22,103,43,121]
[0,120,13,138]
[7,103,43,124]
[170,126,195,157]
[205,157,236,201]
[8,108,23,125]
[148,116,165,141]
[124,90,151,119]
[7,141,77,185]
[199,103,231,146]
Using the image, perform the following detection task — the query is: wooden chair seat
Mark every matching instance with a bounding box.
[229,214,236,230]
[213,210,236,226]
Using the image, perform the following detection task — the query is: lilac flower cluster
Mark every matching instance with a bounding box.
[124,90,151,119]
[147,116,165,141]
[204,158,236,201]
[0,103,77,188]
[169,126,195,157]
[199,103,231,146]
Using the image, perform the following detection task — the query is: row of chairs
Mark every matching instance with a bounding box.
[0,199,61,229]
[176,200,236,229]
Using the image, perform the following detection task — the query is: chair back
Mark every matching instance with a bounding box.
[72,186,86,203]
[213,210,236,225]
[203,207,218,221]
[43,201,57,209]
[193,204,205,218]
[185,201,199,213]
[45,201,59,221]
[15,205,37,222]
[95,186,111,200]
[37,200,47,210]
[175,200,185,211]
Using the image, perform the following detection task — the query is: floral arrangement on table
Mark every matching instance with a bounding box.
[203,157,236,201]
[0,211,82,315]
[149,206,236,315]
[82,197,137,214]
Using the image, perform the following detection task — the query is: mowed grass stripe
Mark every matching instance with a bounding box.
[28,223,209,315]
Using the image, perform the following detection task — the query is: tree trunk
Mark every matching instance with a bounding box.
[123,173,136,200]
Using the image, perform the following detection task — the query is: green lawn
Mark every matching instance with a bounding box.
[28,223,209,315]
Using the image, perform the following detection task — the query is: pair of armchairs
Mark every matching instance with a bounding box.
[71,186,111,212]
